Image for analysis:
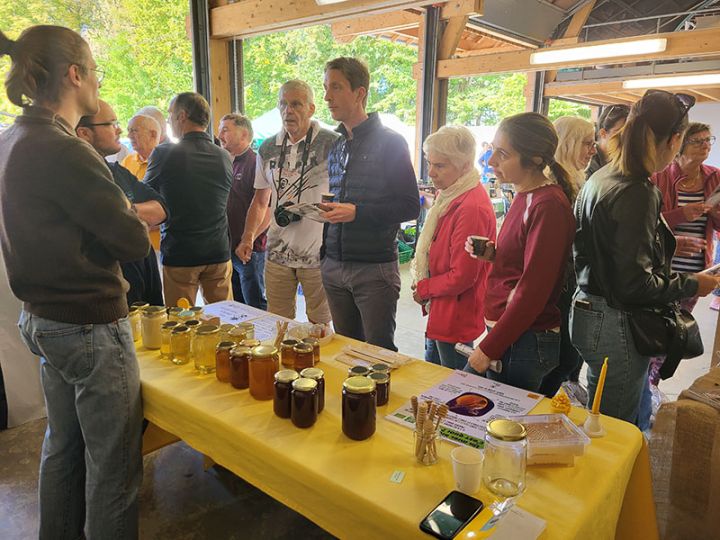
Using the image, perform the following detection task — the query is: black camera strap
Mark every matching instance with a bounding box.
[274,126,314,208]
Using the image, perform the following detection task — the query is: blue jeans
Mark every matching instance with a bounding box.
[464,328,560,394]
[425,338,472,370]
[18,311,143,540]
[231,251,267,310]
[570,291,650,430]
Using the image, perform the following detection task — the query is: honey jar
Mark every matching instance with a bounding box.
[160,321,179,360]
[291,377,318,428]
[293,343,314,372]
[170,325,191,365]
[215,341,234,383]
[274,369,300,418]
[128,307,141,342]
[238,321,255,340]
[141,305,167,349]
[230,345,252,389]
[300,367,325,413]
[342,376,377,441]
[219,323,236,342]
[348,365,370,378]
[302,337,320,365]
[369,372,390,406]
[249,345,279,400]
[280,339,299,368]
[167,306,184,322]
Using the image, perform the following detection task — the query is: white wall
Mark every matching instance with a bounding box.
[689,102,720,167]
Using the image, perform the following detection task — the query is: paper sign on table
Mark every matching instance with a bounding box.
[386,370,543,448]
[202,300,267,323]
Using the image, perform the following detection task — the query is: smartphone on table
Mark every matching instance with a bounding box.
[419,490,484,539]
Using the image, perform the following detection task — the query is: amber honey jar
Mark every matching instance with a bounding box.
[215,341,234,383]
[342,376,377,441]
[274,369,299,418]
[348,365,370,378]
[291,377,318,428]
[280,339,299,368]
[302,337,320,365]
[293,343,314,372]
[249,345,279,400]
[300,367,325,413]
[230,345,252,389]
[369,372,390,406]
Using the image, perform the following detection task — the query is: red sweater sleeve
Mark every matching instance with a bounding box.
[479,197,574,360]
[416,201,495,300]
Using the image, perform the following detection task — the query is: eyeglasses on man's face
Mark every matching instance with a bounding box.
[83,120,120,129]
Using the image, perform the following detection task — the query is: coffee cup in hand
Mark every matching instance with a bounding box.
[470,236,489,257]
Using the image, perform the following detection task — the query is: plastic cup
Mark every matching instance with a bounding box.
[451,446,484,495]
[470,236,489,257]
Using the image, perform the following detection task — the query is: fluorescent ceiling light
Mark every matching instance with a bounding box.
[529,38,667,65]
[623,73,720,89]
[315,0,350,4]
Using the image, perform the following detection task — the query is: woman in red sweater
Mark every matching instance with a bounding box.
[465,113,576,394]
[412,126,496,369]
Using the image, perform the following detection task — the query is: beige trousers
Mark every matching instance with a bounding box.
[162,261,232,307]
[264,259,331,324]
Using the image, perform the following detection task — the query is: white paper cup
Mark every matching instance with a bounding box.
[451,446,484,495]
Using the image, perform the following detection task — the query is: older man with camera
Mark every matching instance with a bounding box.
[238,80,338,323]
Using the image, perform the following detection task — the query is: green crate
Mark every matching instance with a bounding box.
[398,240,413,264]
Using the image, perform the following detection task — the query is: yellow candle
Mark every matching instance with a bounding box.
[591,357,608,414]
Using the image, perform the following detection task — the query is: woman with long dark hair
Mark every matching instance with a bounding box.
[465,113,575,393]
[572,90,720,429]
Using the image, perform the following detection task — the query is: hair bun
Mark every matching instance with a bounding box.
[0,35,15,57]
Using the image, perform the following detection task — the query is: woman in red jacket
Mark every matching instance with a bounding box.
[412,126,496,369]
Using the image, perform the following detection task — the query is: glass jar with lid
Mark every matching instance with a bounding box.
[228,325,248,344]
[230,345,252,389]
[130,301,149,311]
[293,343,314,372]
[215,341,234,383]
[167,306,184,322]
[194,324,220,374]
[369,372,390,406]
[160,321,179,360]
[342,376,377,441]
[189,306,204,319]
[128,307,142,342]
[280,339,299,368]
[184,319,201,361]
[141,306,167,349]
[291,377,318,428]
[177,309,194,322]
[273,369,299,418]
[219,323,236,343]
[170,325,191,365]
[237,321,255,340]
[249,345,279,400]
[348,365,370,378]
[241,338,260,349]
[300,367,325,413]
[302,337,320,365]
[483,419,527,498]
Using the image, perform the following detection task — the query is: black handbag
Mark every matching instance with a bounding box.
[628,303,703,380]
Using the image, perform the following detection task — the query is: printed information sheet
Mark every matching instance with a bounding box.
[386,370,543,448]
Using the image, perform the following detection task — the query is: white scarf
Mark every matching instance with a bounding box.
[411,167,481,287]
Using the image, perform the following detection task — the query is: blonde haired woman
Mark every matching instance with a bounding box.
[412,126,496,368]
[554,116,597,192]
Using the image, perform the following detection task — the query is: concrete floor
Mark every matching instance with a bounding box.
[1,263,717,539]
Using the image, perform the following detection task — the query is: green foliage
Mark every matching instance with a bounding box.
[447,72,528,125]
[547,98,591,122]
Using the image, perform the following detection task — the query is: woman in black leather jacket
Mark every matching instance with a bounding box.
[571,89,720,429]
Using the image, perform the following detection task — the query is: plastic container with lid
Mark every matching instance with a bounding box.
[274,370,300,418]
[512,414,590,466]
[291,377,318,428]
[342,376,377,441]
[300,367,325,412]
[249,345,279,400]
[483,419,527,498]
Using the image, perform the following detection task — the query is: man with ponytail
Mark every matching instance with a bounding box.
[572,90,720,429]
[0,26,148,539]
[464,112,575,395]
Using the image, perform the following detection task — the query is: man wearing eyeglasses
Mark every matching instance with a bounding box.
[321,57,420,352]
[77,99,167,306]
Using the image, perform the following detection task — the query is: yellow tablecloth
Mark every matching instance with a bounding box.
[139,333,658,540]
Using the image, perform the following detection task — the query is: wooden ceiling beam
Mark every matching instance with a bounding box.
[691,87,720,101]
[436,27,720,78]
[546,0,596,84]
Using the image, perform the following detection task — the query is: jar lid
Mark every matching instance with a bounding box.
[219,323,235,332]
[217,341,236,351]
[348,365,370,377]
[128,306,139,315]
[172,325,190,334]
[196,324,220,335]
[162,321,179,329]
[300,367,324,380]
[252,345,278,358]
[281,339,299,348]
[144,305,167,316]
[131,301,149,310]
[275,369,300,383]
[230,345,252,356]
[369,372,389,384]
[293,343,313,354]
[486,419,527,441]
[238,322,255,330]
[229,327,246,337]
[242,339,261,348]
[292,377,318,391]
[178,309,194,319]
[370,363,390,373]
[167,306,184,314]
[189,306,204,313]
[302,337,319,345]
[343,375,376,394]
[185,319,201,328]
